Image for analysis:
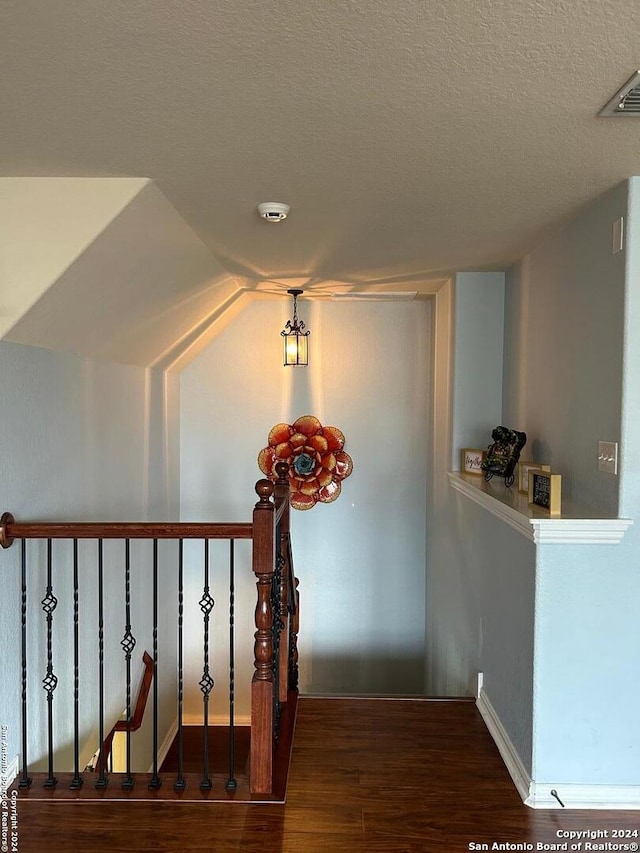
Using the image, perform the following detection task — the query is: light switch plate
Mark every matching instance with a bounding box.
[598,441,618,475]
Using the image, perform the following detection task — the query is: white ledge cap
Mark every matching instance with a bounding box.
[448,472,633,545]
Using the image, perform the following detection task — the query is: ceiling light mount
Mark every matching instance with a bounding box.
[257,201,290,222]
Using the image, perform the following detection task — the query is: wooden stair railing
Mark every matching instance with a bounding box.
[95,650,154,774]
[0,462,299,799]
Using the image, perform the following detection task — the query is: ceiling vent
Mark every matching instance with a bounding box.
[599,71,640,116]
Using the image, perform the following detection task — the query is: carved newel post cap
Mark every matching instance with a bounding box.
[274,461,290,482]
[255,479,275,505]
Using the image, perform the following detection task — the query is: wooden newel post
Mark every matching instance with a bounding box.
[273,462,290,525]
[250,478,275,794]
[274,462,291,704]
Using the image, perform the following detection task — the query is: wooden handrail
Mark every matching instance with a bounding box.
[0,514,252,548]
[0,501,291,548]
[1,472,298,798]
[97,651,154,772]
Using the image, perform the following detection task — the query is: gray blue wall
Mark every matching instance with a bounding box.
[180,298,432,706]
[430,179,640,789]
[0,341,180,772]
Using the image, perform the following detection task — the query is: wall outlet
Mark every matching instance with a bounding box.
[598,441,618,475]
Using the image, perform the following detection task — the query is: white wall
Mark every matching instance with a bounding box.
[428,184,640,793]
[455,496,535,771]
[4,182,240,370]
[180,297,431,714]
[533,540,640,785]
[620,177,640,518]
[451,272,505,468]
[0,341,179,773]
[427,273,509,698]
[526,180,640,788]
[503,182,626,516]
[492,178,640,787]
[0,178,147,340]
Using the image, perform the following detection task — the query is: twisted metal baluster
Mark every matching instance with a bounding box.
[148,539,161,790]
[19,540,31,789]
[174,539,186,792]
[287,534,300,690]
[70,539,83,789]
[95,540,108,789]
[226,539,237,792]
[199,540,214,791]
[271,550,285,740]
[121,539,136,790]
[42,539,58,789]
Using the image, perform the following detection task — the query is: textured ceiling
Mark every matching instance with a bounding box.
[2,0,640,287]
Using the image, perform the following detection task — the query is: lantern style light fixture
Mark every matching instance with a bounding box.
[281,289,310,366]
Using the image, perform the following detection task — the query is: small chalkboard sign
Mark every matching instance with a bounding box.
[528,470,561,516]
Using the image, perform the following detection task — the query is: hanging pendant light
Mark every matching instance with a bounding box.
[281,289,310,366]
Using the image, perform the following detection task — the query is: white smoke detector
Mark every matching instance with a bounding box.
[257,202,290,222]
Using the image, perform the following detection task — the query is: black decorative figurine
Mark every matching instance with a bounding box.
[481,426,527,488]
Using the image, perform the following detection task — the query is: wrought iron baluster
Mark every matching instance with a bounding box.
[287,532,299,690]
[149,538,161,790]
[42,539,58,789]
[174,539,186,792]
[70,539,83,789]
[96,539,108,789]
[289,574,300,691]
[121,539,136,790]
[199,539,214,791]
[271,549,285,739]
[19,540,31,789]
[226,539,237,792]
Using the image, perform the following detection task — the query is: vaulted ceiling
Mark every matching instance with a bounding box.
[2,1,640,365]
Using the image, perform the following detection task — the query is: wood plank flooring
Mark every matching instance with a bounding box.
[14,692,298,804]
[11,697,640,852]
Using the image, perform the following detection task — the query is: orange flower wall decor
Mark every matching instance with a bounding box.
[258,415,353,511]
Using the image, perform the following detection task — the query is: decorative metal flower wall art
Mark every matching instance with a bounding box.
[258,416,353,510]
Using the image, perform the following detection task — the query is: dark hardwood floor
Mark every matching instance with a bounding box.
[12,697,640,852]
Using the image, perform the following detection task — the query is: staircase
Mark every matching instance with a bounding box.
[0,462,299,800]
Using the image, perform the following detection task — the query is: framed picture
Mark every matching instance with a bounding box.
[528,470,562,516]
[518,462,551,494]
[461,449,486,475]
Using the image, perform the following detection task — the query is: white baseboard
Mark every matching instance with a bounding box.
[150,718,179,774]
[477,688,640,809]
[527,782,640,810]
[476,688,531,804]
[2,756,19,789]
